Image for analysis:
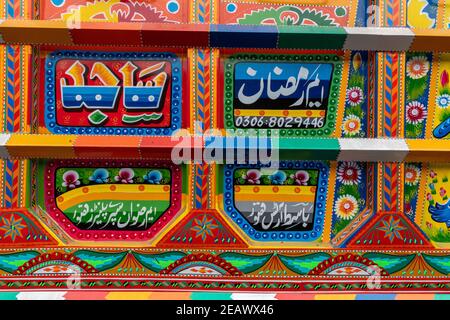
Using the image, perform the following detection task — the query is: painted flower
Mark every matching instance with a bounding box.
[406,56,430,79]
[114,168,134,184]
[337,162,361,185]
[440,187,447,198]
[62,170,80,189]
[405,165,421,186]
[89,168,109,184]
[437,94,450,108]
[192,215,218,242]
[269,171,287,185]
[377,216,406,242]
[335,195,359,220]
[405,203,412,215]
[242,169,261,184]
[442,70,449,87]
[406,101,427,124]
[0,215,26,241]
[430,170,437,179]
[426,221,433,229]
[143,170,163,184]
[342,115,362,136]
[291,170,310,185]
[346,87,364,106]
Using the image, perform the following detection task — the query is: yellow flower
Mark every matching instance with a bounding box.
[342,115,361,136]
[335,195,359,220]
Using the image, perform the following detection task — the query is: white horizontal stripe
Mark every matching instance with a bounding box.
[0,134,11,159]
[343,27,414,51]
[17,292,66,300]
[338,138,409,162]
[231,293,277,300]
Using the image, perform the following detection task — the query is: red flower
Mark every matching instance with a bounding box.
[406,101,427,124]
[442,70,449,88]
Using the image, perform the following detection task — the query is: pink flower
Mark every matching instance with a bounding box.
[440,187,447,197]
[242,169,261,184]
[442,70,449,88]
[405,203,412,215]
[337,162,361,185]
[427,193,433,201]
[346,87,364,106]
[114,168,135,184]
[430,170,437,179]
[62,170,81,189]
[406,101,427,124]
[291,170,310,185]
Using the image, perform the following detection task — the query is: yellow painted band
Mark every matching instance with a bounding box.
[56,184,170,211]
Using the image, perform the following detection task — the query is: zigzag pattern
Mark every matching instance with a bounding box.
[381,0,401,213]
[193,49,212,209]
[385,0,400,27]
[196,0,210,23]
[6,0,20,19]
[195,164,210,209]
[196,49,211,131]
[383,53,399,137]
[383,163,399,211]
[4,0,22,209]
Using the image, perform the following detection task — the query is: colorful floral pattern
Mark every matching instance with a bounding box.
[405,53,432,138]
[332,162,367,237]
[334,195,359,220]
[337,162,361,186]
[346,87,364,106]
[55,167,171,196]
[89,168,110,184]
[114,168,135,184]
[234,169,318,186]
[406,101,427,124]
[437,94,450,109]
[342,115,362,136]
[341,52,366,138]
[406,56,430,79]
[62,170,80,189]
[404,164,421,219]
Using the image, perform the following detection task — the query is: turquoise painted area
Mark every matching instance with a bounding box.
[132,252,186,272]
[0,292,19,300]
[356,294,397,300]
[73,250,127,271]
[279,253,331,275]
[218,253,272,274]
[191,292,232,300]
[0,251,40,273]
[363,253,416,274]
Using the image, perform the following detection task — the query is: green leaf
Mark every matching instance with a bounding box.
[406,77,428,100]
[88,110,108,125]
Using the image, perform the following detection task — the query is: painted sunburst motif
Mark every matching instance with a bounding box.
[60,0,174,23]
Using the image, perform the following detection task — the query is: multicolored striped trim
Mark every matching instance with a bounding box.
[0,21,449,51]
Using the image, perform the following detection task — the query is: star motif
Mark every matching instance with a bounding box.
[377,216,406,242]
[191,215,218,242]
[0,214,26,241]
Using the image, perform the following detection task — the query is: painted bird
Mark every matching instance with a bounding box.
[429,199,450,228]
